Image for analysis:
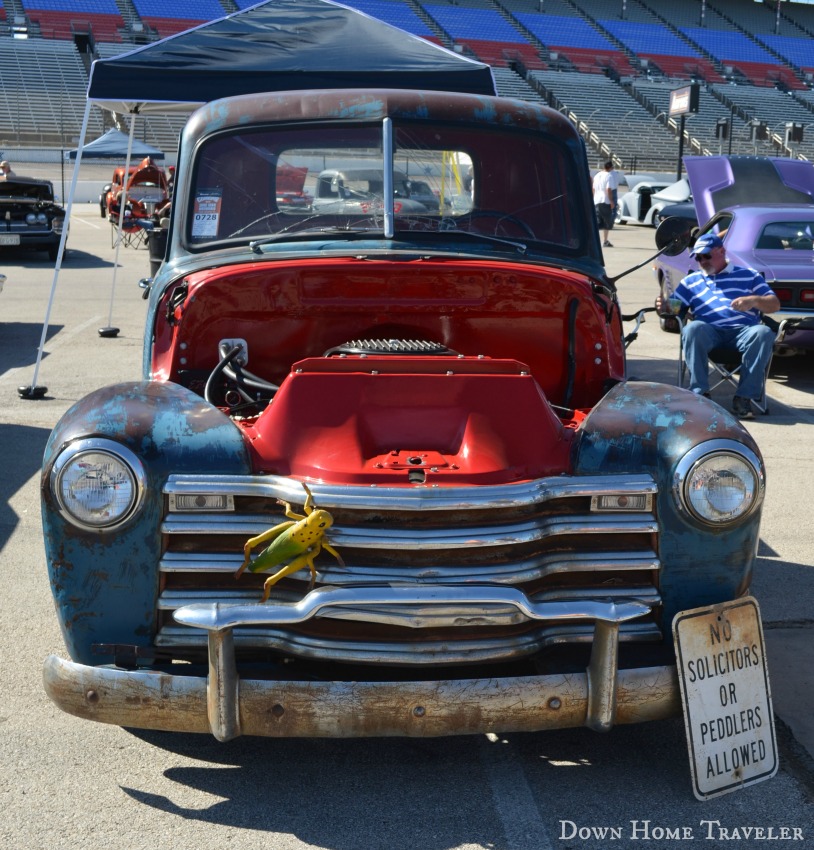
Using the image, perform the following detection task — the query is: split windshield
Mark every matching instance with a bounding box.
[188,119,584,252]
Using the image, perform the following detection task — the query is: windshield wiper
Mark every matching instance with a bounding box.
[250,226,383,252]
[402,227,528,255]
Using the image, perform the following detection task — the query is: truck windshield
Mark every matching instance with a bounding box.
[188,120,584,252]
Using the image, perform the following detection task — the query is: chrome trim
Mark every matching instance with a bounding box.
[155,621,663,666]
[672,439,764,527]
[173,585,653,631]
[159,548,659,582]
[164,472,658,511]
[50,438,147,533]
[162,512,658,548]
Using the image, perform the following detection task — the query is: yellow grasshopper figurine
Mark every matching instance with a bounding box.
[235,483,343,601]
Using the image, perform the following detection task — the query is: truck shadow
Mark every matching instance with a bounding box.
[0,424,52,553]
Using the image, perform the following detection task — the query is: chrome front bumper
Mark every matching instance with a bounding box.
[44,587,681,740]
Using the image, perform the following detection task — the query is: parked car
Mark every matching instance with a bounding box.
[275,164,312,212]
[655,200,697,230]
[0,176,66,261]
[102,157,169,229]
[654,155,814,352]
[42,89,767,743]
[616,176,690,227]
[312,167,432,215]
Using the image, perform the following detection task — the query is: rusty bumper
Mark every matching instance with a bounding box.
[44,588,681,739]
[43,655,680,740]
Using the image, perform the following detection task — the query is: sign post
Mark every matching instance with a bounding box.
[673,597,777,800]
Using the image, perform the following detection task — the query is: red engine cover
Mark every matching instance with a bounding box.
[246,355,575,484]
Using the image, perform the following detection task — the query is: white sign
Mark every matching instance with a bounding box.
[673,597,777,800]
[192,188,223,240]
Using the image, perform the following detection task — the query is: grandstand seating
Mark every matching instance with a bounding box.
[20,0,124,40]
[421,3,546,67]
[530,70,677,169]
[0,37,105,143]
[130,0,224,39]
[338,0,436,38]
[3,0,814,173]
[710,82,814,160]
[512,11,634,75]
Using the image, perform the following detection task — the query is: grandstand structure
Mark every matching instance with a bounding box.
[2,0,814,171]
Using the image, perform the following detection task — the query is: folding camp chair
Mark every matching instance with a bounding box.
[109,215,149,249]
[677,312,785,415]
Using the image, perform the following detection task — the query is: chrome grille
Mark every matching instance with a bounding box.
[158,473,662,664]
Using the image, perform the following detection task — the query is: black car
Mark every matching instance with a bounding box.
[0,177,66,260]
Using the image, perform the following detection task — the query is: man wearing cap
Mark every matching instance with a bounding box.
[664,232,780,419]
[0,161,15,180]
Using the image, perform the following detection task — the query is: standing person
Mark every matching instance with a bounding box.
[0,161,15,180]
[607,162,619,219]
[659,233,780,419]
[592,160,615,248]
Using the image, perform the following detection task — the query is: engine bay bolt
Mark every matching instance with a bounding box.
[86,690,99,705]
[413,705,426,717]
[548,697,562,710]
[271,704,285,718]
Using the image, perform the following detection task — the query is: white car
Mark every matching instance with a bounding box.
[616,177,690,227]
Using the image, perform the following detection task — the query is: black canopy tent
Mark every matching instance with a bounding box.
[87,0,495,112]
[22,0,495,397]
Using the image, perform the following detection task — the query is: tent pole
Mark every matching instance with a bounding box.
[100,114,137,337]
[19,100,93,399]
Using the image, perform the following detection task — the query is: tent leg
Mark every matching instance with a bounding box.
[19,100,93,399]
[99,116,138,339]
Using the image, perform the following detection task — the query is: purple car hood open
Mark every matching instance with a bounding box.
[685,156,814,225]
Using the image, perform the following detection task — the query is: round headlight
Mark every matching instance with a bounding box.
[674,441,764,526]
[37,212,48,224]
[51,439,145,531]
[25,213,37,225]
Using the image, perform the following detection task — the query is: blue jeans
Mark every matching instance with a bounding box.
[682,321,775,400]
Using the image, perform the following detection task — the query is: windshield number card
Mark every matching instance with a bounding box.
[673,597,777,800]
[192,189,223,239]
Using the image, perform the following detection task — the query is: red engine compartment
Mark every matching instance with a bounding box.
[151,256,622,482]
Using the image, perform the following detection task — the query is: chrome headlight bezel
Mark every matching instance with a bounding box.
[50,438,146,532]
[673,439,764,527]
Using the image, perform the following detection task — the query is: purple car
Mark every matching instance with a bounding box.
[654,155,814,354]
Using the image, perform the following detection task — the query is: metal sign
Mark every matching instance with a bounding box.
[668,83,700,117]
[673,597,777,800]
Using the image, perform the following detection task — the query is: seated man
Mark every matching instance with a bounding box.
[660,233,780,419]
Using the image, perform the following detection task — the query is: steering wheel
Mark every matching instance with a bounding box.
[465,210,535,238]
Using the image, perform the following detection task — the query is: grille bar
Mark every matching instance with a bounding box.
[165,472,657,511]
[158,472,662,665]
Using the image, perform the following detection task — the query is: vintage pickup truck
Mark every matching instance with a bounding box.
[42,89,765,741]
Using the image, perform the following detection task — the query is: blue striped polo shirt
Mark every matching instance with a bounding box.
[673,264,774,328]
